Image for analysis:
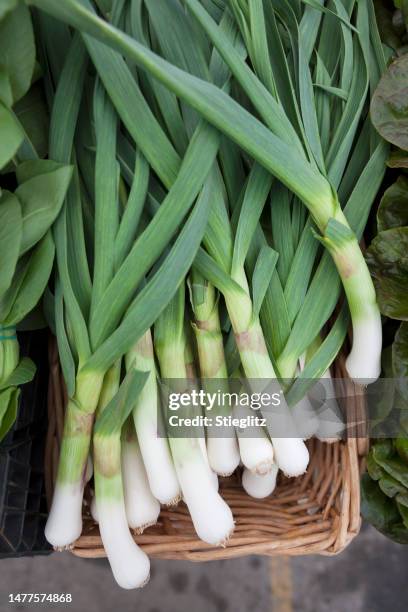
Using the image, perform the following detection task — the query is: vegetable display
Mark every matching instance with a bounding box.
[0,2,72,441]
[362,2,408,543]
[1,0,403,590]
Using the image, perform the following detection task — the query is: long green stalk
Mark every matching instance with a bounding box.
[30,0,383,383]
[43,18,212,550]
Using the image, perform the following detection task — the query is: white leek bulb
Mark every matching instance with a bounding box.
[234,404,274,474]
[271,438,309,477]
[98,501,150,589]
[242,464,278,498]
[291,395,320,440]
[171,439,234,545]
[207,436,240,477]
[128,334,181,506]
[45,483,84,549]
[345,314,382,385]
[121,435,160,532]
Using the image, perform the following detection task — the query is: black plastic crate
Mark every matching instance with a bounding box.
[0,330,51,558]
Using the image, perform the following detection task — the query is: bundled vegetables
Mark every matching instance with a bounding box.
[7,0,393,589]
[362,4,408,544]
[0,2,72,440]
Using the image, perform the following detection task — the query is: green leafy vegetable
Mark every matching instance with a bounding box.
[377,176,408,231]
[367,227,408,320]
[371,54,408,150]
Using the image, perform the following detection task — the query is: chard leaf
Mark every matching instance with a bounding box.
[0,102,24,168]
[393,322,408,403]
[2,231,55,326]
[377,176,408,232]
[361,473,402,535]
[372,439,395,462]
[0,68,13,108]
[0,3,35,104]
[387,150,408,168]
[0,0,17,21]
[0,190,22,296]
[397,500,408,529]
[366,450,385,481]
[366,227,408,320]
[371,54,408,151]
[379,473,407,498]
[15,162,73,255]
[15,159,62,182]
[395,437,408,463]
[375,455,408,489]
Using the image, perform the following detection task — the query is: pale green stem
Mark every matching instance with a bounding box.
[56,369,105,486]
[326,208,382,383]
[224,267,277,380]
[97,360,121,414]
[0,325,19,383]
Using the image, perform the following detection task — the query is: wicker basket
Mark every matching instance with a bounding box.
[45,336,368,561]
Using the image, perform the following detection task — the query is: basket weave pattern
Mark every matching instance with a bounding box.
[45,337,367,560]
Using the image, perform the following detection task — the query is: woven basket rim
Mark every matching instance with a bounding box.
[45,335,368,561]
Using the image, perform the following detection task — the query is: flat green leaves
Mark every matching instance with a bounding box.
[29,0,333,219]
[28,0,389,418]
[0,162,71,410]
[286,306,349,406]
[94,367,148,437]
[377,176,408,232]
[89,121,220,349]
[2,231,55,326]
[114,150,149,271]
[83,34,180,189]
[362,436,408,544]
[194,248,245,298]
[361,473,408,544]
[371,54,408,150]
[393,322,408,403]
[85,170,214,373]
[0,357,35,391]
[91,80,119,312]
[0,3,35,105]
[0,102,24,169]
[232,163,273,275]
[251,246,278,318]
[0,0,17,21]
[0,191,22,295]
[367,227,408,320]
[15,161,72,255]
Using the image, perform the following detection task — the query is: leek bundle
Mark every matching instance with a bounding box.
[25,0,390,590]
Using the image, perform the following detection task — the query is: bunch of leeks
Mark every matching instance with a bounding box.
[26,0,390,589]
